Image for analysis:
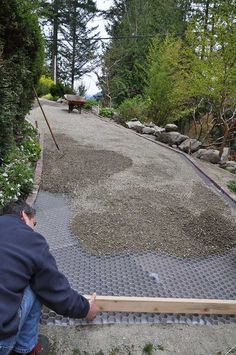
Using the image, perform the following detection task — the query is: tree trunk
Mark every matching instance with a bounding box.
[52,0,59,83]
[201,0,210,60]
[71,0,77,91]
[219,117,229,158]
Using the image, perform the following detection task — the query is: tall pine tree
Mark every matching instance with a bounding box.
[38,0,98,88]
[100,0,189,105]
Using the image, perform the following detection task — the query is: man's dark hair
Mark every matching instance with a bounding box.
[2,200,36,219]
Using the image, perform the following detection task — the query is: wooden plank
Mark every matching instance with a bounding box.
[84,295,236,315]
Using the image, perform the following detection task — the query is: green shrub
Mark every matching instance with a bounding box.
[99,107,114,118]
[84,99,98,110]
[118,96,149,124]
[0,120,41,209]
[37,75,54,97]
[0,0,44,160]
[50,82,74,98]
[143,342,154,354]
[50,82,65,98]
[0,147,34,207]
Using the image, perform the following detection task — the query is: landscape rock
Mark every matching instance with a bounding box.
[219,160,236,174]
[131,118,138,122]
[195,149,221,164]
[225,166,236,174]
[165,123,178,132]
[225,161,236,168]
[112,112,120,122]
[221,147,230,162]
[154,126,165,133]
[126,120,145,133]
[142,127,156,135]
[219,160,236,168]
[91,105,99,115]
[155,131,188,146]
[57,97,66,103]
[145,122,155,128]
[179,138,202,153]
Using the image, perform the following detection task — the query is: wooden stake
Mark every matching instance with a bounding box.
[33,87,60,152]
[84,295,236,315]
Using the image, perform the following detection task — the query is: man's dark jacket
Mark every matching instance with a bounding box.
[0,214,89,339]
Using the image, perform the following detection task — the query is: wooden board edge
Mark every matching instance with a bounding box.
[84,295,236,315]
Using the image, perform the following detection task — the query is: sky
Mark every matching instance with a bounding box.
[81,0,113,96]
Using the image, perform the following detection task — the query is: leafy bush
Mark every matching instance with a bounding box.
[0,0,43,159]
[118,96,149,124]
[0,1,43,210]
[0,147,34,207]
[50,82,65,98]
[84,99,98,110]
[37,75,54,97]
[50,82,74,98]
[0,120,41,209]
[145,36,184,126]
[99,107,114,118]
[20,122,41,162]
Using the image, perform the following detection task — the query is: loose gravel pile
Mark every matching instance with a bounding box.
[42,133,236,258]
[42,134,132,193]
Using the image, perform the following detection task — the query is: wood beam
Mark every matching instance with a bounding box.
[84,296,236,315]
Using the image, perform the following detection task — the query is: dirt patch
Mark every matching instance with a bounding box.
[71,183,236,258]
[42,134,132,193]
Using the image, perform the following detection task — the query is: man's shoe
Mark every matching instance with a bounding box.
[11,334,50,355]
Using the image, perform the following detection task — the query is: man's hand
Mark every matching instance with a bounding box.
[85,293,97,321]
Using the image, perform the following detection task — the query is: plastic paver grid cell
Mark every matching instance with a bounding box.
[35,191,236,326]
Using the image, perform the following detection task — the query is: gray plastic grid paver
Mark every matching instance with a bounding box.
[35,190,236,326]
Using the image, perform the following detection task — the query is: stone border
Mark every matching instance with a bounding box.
[136,133,236,206]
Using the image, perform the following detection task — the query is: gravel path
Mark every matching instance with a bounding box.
[29,103,236,258]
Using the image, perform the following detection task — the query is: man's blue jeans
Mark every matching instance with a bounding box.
[0,287,41,354]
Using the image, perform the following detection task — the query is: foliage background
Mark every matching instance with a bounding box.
[0,0,44,209]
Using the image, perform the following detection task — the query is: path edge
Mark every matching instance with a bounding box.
[91,112,236,205]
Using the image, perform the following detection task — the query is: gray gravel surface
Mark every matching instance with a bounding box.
[40,323,236,355]
[30,104,236,258]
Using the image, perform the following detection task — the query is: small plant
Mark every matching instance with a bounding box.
[118,95,149,124]
[157,344,165,351]
[37,75,54,97]
[50,82,74,99]
[72,349,81,354]
[99,107,114,118]
[95,351,105,355]
[227,180,236,194]
[84,99,99,110]
[143,342,154,354]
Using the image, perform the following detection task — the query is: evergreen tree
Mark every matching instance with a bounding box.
[38,0,98,87]
[59,0,99,90]
[100,0,189,106]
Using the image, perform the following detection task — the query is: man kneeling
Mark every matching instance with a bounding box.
[0,200,97,355]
